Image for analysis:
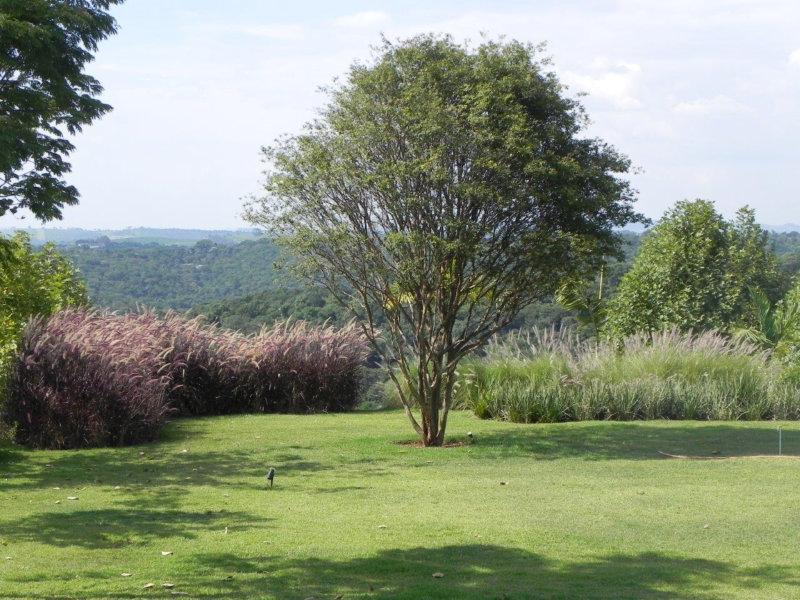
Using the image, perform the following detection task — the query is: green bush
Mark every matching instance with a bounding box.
[456,328,800,423]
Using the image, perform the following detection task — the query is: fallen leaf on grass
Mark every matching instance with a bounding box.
[162,582,174,588]
[67,496,78,500]
[377,525,387,529]
[161,551,173,556]
[143,583,155,589]
[432,572,444,578]
[121,573,131,577]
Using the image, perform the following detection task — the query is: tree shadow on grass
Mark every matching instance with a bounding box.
[0,445,335,495]
[470,422,800,461]
[2,505,268,549]
[177,545,800,600]
[12,545,795,599]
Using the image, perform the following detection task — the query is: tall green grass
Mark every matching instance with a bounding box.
[454,329,800,423]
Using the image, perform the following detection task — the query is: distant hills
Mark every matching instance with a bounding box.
[60,238,281,311]
[0,227,263,246]
[766,224,800,234]
[4,225,800,323]
[4,224,799,246]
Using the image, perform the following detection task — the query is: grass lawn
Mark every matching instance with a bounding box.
[2,411,800,599]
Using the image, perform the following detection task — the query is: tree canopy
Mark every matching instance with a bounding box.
[247,35,644,445]
[605,200,782,337]
[0,232,87,360]
[0,0,122,222]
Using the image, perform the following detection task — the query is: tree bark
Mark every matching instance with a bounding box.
[420,357,446,446]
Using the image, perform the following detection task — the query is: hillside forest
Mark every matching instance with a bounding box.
[44,227,800,335]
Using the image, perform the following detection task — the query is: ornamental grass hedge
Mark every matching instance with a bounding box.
[3,309,368,449]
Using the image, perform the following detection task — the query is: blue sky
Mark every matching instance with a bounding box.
[4,0,799,229]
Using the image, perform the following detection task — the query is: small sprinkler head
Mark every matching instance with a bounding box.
[266,467,275,488]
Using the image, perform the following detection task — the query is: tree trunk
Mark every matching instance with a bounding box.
[420,363,447,446]
[421,391,441,446]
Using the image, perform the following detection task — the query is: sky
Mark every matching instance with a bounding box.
[3,0,800,230]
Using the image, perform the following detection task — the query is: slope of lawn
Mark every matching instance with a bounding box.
[1,411,800,599]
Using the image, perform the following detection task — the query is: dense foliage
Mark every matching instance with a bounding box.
[63,238,280,310]
[193,287,344,333]
[0,232,87,369]
[0,0,122,221]
[3,309,368,449]
[247,35,644,445]
[450,328,800,423]
[25,227,796,335]
[605,202,782,337]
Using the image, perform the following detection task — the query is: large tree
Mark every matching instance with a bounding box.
[246,36,643,445]
[605,200,781,338]
[0,0,122,222]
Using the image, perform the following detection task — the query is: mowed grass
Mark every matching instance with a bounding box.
[2,412,800,599]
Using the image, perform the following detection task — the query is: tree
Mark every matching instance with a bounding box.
[0,0,122,222]
[0,232,87,368]
[246,36,643,445]
[726,207,783,313]
[604,200,781,338]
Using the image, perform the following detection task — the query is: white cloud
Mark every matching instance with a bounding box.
[562,60,643,110]
[672,95,749,115]
[333,11,390,28]
[790,49,800,66]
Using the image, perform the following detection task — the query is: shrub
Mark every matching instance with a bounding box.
[4,312,170,449]
[2,309,369,448]
[457,328,800,423]
[161,317,368,416]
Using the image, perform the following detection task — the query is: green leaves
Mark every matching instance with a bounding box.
[738,285,800,356]
[0,0,122,221]
[0,232,88,353]
[605,200,782,338]
[247,35,643,444]
[556,269,607,338]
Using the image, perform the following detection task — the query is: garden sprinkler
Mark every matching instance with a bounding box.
[266,467,275,488]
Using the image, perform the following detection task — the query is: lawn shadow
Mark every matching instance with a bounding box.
[20,544,789,599]
[0,445,334,496]
[470,421,800,461]
[2,505,268,549]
